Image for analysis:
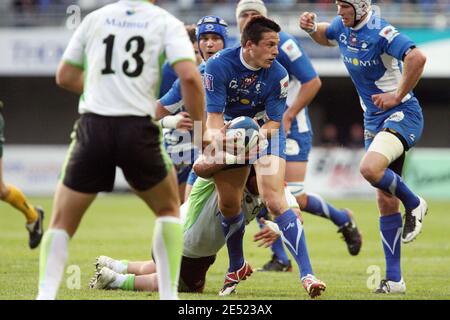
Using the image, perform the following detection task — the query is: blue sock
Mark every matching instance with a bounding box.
[380,213,402,282]
[275,209,313,278]
[221,212,245,272]
[373,169,420,210]
[305,194,351,227]
[270,238,290,265]
[256,207,290,265]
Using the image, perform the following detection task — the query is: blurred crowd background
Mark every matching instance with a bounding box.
[3,0,450,28]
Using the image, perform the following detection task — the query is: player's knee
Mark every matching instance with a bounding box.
[219,201,241,216]
[262,193,285,216]
[359,161,381,184]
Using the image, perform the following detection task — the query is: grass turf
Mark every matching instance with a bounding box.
[1,195,449,300]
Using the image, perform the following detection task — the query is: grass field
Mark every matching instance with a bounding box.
[1,195,449,300]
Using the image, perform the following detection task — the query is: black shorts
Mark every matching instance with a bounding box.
[62,113,172,193]
[179,255,216,293]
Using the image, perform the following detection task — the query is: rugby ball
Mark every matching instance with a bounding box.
[226,116,260,152]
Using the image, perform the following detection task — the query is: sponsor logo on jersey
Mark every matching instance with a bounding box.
[409,133,416,142]
[342,55,380,67]
[240,98,250,105]
[379,25,400,43]
[203,73,214,91]
[281,39,302,62]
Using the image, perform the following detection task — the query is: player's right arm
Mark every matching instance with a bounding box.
[57,11,91,95]
[299,12,336,47]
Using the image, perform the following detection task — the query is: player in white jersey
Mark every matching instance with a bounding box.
[90,168,325,298]
[36,0,205,300]
[300,0,428,294]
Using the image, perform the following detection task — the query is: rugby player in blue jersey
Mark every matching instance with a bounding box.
[300,0,428,294]
[235,0,362,273]
[204,16,325,297]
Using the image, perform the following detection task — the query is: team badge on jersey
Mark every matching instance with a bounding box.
[241,74,258,89]
[203,73,214,92]
[380,26,400,43]
[281,39,302,62]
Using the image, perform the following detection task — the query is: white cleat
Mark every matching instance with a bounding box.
[402,197,428,243]
[95,255,117,272]
[89,267,117,290]
[374,278,406,294]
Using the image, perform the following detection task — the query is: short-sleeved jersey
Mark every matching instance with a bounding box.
[325,11,420,125]
[62,0,195,117]
[158,61,178,98]
[181,177,299,258]
[205,46,289,122]
[277,31,317,133]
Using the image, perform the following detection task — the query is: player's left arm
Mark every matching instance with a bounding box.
[372,28,427,110]
[56,62,84,95]
[394,48,427,102]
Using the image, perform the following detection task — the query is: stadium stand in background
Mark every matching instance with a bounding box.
[1,1,449,28]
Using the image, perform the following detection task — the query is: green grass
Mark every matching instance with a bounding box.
[1,195,449,300]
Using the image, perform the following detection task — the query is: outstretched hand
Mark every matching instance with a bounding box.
[254,218,282,248]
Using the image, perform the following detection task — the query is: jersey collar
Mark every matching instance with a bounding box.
[240,47,261,71]
[351,10,373,31]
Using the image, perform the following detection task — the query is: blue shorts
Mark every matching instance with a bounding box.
[176,164,193,184]
[285,130,312,162]
[256,120,286,160]
[364,99,424,150]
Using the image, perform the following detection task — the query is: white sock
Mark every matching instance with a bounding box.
[152,216,183,300]
[110,273,128,289]
[36,229,70,300]
[112,260,128,274]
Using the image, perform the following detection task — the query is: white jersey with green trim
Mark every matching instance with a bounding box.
[62,0,195,117]
[181,178,299,259]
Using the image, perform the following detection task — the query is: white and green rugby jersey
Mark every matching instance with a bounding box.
[62,0,195,117]
[181,177,299,259]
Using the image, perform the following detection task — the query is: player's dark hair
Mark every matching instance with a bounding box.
[241,16,280,47]
[185,24,197,44]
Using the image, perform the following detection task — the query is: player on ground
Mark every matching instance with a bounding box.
[36,0,204,300]
[91,165,326,298]
[204,16,324,297]
[235,0,362,272]
[156,16,228,202]
[300,0,428,293]
[0,102,44,249]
